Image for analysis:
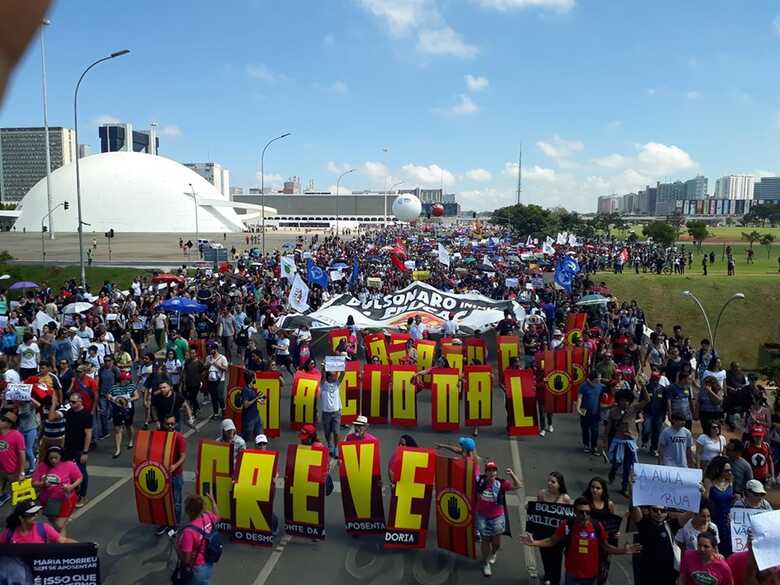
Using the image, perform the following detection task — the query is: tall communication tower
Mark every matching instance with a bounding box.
[516,145,522,205]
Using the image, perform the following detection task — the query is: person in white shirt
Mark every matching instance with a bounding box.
[76,321,93,341]
[320,368,346,458]
[218,418,246,467]
[442,312,459,336]
[658,413,695,468]
[16,332,40,378]
[696,422,726,470]
[409,315,425,342]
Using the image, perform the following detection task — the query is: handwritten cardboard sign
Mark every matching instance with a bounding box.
[730,507,767,554]
[632,463,702,513]
[325,356,346,372]
[5,383,33,402]
[750,509,780,571]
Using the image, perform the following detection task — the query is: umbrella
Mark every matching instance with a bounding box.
[575,294,609,306]
[62,302,94,314]
[159,298,208,314]
[9,281,39,290]
[151,274,185,285]
[462,257,476,264]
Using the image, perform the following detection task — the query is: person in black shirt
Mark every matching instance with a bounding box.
[63,393,93,506]
[496,309,518,336]
[151,381,193,431]
[629,504,680,585]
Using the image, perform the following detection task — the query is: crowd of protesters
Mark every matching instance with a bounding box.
[0,223,777,585]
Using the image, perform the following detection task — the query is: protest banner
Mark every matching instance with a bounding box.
[632,463,702,513]
[364,332,389,365]
[464,366,493,427]
[4,383,32,402]
[390,365,418,427]
[497,336,520,379]
[385,447,436,549]
[339,360,361,425]
[196,440,234,529]
[225,365,248,434]
[133,430,176,526]
[430,368,460,431]
[325,356,346,372]
[750,509,780,571]
[566,346,590,403]
[565,312,588,345]
[361,364,389,423]
[388,340,408,365]
[464,337,487,365]
[254,371,282,438]
[541,349,574,414]
[328,328,350,353]
[731,507,767,553]
[284,444,328,540]
[525,501,575,538]
[390,332,410,346]
[233,449,278,546]
[338,440,386,535]
[290,370,320,430]
[441,343,464,374]
[435,455,477,558]
[0,543,100,584]
[504,369,539,436]
[10,478,36,505]
[415,339,437,388]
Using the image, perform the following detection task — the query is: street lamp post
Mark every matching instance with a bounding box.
[41,19,55,239]
[260,132,291,257]
[335,168,355,237]
[187,183,199,252]
[73,49,130,288]
[382,147,388,225]
[681,290,745,352]
[40,201,68,264]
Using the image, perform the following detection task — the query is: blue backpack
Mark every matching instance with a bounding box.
[183,516,223,564]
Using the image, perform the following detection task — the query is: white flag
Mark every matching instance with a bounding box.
[438,243,450,267]
[525,235,532,247]
[556,232,566,245]
[280,256,297,281]
[542,241,555,256]
[484,256,494,268]
[288,274,310,313]
[567,233,578,247]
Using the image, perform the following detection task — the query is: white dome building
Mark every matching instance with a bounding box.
[11,151,275,233]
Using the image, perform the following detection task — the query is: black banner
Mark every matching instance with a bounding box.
[0,542,100,585]
[525,501,574,538]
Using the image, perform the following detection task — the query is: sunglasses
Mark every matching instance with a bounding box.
[651,508,667,514]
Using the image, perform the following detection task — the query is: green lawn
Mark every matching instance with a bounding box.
[688,243,780,275]
[600,270,780,369]
[0,265,145,292]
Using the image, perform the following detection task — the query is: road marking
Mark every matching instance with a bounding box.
[70,417,211,523]
[509,437,537,584]
[252,534,291,585]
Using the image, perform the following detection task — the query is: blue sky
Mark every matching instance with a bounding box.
[2,0,780,212]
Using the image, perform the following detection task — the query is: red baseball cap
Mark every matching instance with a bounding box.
[750,425,766,437]
[298,424,317,440]
[485,461,498,471]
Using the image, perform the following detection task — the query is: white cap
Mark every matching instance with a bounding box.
[255,434,268,444]
[353,415,368,426]
[746,479,767,495]
[220,419,236,432]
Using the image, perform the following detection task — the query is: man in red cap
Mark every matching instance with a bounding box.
[745,425,774,486]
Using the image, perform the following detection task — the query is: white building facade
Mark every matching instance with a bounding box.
[714,175,755,200]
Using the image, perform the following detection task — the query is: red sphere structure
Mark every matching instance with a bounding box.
[431,203,445,217]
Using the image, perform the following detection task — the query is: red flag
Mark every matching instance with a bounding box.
[541,349,574,413]
[435,455,477,558]
[504,369,539,436]
[133,430,177,527]
[224,365,247,435]
[565,313,588,346]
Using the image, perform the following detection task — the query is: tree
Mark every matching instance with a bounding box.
[491,203,560,239]
[642,221,677,247]
[742,230,762,249]
[760,233,776,258]
[667,213,686,241]
[686,220,710,249]
[743,202,780,227]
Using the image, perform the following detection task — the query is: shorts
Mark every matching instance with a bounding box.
[322,411,341,436]
[476,513,506,538]
[44,492,78,519]
[111,403,135,427]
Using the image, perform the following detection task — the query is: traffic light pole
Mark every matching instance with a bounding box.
[40,201,68,264]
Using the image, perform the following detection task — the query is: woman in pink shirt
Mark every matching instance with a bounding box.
[31,446,83,536]
[176,493,220,585]
[678,531,734,585]
[1,501,74,544]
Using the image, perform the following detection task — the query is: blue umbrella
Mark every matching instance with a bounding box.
[159,298,208,314]
[9,281,39,290]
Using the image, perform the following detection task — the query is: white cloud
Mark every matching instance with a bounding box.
[95,114,120,125]
[592,153,629,169]
[465,168,492,182]
[474,0,575,12]
[363,161,388,178]
[402,163,455,187]
[773,16,780,35]
[159,125,181,137]
[356,0,436,36]
[536,135,584,160]
[465,74,489,92]
[328,184,353,195]
[502,162,558,182]
[417,27,479,58]
[255,173,283,184]
[452,94,478,114]
[636,142,696,174]
[326,80,349,94]
[246,63,281,83]
[458,188,514,210]
[686,90,702,100]
[327,161,352,174]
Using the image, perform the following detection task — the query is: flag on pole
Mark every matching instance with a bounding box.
[556,232,566,245]
[288,274,310,313]
[306,258,329,288]
[438,243,450,267]
[280,256,297,281]
[567,233,578,247]
[350,257,360,285]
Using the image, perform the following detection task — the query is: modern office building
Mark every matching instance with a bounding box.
[596,195,621,214]
[78,144,92,158]
[714,175,755,200]
[98,122,159,155]
[655,180,687,215]
[637,186,657,215]
[282,176,300,194]
[675,198,764,217]
[621,192,639,214]
[684,175,708,199]
[0,127,76,202]
[753,177,780,200]
[400,187,443,203]
[229,186,244,200]
[183,162,230,199]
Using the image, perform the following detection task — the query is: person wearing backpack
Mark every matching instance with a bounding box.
[2,500,74,544]
[175,493,221,585]
[522,497,641,585]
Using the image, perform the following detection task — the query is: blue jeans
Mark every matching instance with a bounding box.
[96,395,111,438]
[21,427,37,471]
[173,473,183,525]
[609,439,637,492]
[189,563,213,585]
[579,414,600,450]
[642,414,665,451]
[566,576,596,585]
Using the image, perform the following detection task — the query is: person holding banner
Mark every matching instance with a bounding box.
[475,461,522,577]
[0,409,25,507]
[536,471,574,585]
[174,493,220,585]
[31,445,82,536]
[344,415,378,443]
[606,385,649,498]
[678,531,734,585]
[155,415,187,536]
[320,368,346,458]
[1,501,75,544]
[629,503,681,585]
